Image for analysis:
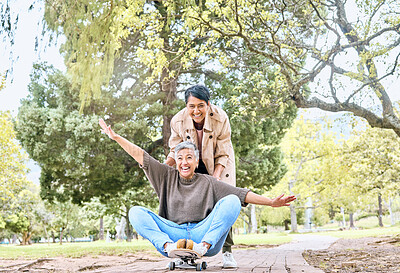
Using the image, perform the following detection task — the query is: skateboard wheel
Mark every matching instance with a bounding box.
[201,261,207,269]
[168,261,175,270]
[196,263,202,271]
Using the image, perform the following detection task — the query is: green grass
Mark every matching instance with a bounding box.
[0,240,156,259]
[313,225,400,239]
[322,215,394,230]
[2,224,398,259]
[234,232,292,245]
[1,233,292,259]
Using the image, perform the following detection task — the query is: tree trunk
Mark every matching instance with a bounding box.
[289,171,299,232]
[44,226,49,244]
[125,208,132,242]
[328,205,336,220]
[250,204,258,233]
[283,219,290,230]
[290,204,298,232]
[341,207,346,228]
[99,217,104,240]
[384,197,395,226]
[304,197,313,229]
[389,198,395,226]
[378,194,383,227]
[59,228,64,245]
[241,215,249,234]
[22,232,29,245]
[12,234,18,244]
[161,69,178,156]
[349,213,355,229]
[51,231,56,243]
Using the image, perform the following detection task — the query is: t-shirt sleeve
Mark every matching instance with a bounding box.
[140,152,173,194]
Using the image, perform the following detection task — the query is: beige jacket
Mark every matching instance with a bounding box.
[168,104,236,186]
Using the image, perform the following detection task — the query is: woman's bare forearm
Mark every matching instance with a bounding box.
[245,192,296,207]
[114,135,144,165]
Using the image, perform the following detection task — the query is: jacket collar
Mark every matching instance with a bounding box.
[182,104,222,132]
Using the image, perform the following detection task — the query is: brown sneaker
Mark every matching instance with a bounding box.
[176,238,186,249]
[186,239,194,250]
[165,239,187,257]
[186,239,208,256]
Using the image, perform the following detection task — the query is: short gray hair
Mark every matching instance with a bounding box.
[175,141,199,161]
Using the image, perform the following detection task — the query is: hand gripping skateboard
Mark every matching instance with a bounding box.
[168,249,207,271]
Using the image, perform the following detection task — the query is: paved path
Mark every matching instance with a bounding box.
[94,234,338,273]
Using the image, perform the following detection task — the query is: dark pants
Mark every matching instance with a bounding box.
[196,160,234,253]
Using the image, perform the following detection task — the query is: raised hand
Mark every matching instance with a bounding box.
[270,194,296,207]
[99,118,118,140]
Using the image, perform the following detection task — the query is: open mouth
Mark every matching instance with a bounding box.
[180,166,191,176]
[193,114,202,118]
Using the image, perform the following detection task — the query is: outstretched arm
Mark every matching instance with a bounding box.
[99,119,144,165]
[244,192,296,207]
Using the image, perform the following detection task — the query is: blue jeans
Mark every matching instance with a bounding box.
[129,194,241,257]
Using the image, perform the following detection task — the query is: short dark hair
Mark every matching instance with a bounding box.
[184,85,210,104]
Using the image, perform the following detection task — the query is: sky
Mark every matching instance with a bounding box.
[1,1,399,184]
[0,2,65,116]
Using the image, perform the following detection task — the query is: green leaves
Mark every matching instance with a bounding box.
[0,111,29,206]
[16,62,162,207]
[210,51,297,192]
[0,114,41,240]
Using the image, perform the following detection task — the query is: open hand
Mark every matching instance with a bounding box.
[99,118,118,140]
[270,194,296,207]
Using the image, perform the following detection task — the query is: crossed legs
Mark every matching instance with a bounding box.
[129,195,241,257]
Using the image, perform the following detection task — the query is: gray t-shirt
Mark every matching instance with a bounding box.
[141,152,250,225]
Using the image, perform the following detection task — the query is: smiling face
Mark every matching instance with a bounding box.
[176,148,198,180]
[186,96,210,124]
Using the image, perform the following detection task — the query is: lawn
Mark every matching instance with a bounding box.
[313,225,400,239]
[2,224,399,259]
[1,233,292,259]
[0,240,155,259]
[234,232,292,245]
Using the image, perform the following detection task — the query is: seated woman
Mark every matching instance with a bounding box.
[99,119,295,258]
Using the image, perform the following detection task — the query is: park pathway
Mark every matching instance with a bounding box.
[94,234,338,273]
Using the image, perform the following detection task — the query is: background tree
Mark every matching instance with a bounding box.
[23,0,296,222]
[211,52,297,191]
[190,0,400,136]
[0,73,5,91]
[208,49,297,231]
[277,116,360,230]
[279,117,331,231]
[4,184,42,245]
[16,1,298,235]
[45,200,80,244]
[0,111,32,233]
[43,0,223,153]
[344,125,400,226]
[0,110,45,244]
[15,63,157,204]
[15,62,165,235]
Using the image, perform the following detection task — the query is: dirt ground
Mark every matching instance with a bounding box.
[303,235,400,273]
[2,236,400,272]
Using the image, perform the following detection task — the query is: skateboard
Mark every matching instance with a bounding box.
[167,249,207,271]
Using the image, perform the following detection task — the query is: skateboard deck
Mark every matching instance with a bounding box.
[167,249,207,271]
[169,249,201,259]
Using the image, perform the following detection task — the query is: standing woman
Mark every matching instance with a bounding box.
[165,85,237,268]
